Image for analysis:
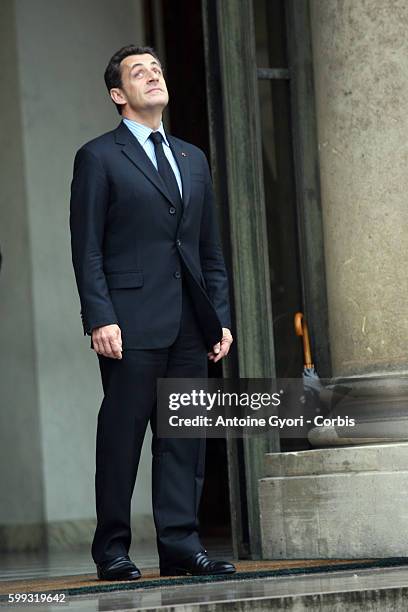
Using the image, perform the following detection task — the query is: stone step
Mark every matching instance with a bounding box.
[263,442,408,477]
[65,566,408,611]
[260,443,408,558]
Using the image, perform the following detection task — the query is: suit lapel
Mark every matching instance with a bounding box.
[115,121,177,207]
[167,135,191,212]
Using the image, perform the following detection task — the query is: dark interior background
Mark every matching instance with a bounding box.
[144,0,232,543]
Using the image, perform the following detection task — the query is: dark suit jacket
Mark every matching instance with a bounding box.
[69,120,231,350]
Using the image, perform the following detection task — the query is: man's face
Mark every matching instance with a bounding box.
[111,53,169,114]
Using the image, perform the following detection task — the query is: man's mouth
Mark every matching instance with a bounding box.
[147,88,162,93]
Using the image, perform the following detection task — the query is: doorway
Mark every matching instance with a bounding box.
[144,0,233,549]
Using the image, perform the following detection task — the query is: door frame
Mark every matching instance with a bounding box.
[202,0,330,558]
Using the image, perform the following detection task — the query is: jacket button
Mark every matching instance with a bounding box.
[176,239,182,247]
[169,206,176,215]
[174,271,181,279]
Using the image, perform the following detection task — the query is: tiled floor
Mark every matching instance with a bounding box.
[0,544,158,582]
[0,540,235,583]
[0,542,237,582]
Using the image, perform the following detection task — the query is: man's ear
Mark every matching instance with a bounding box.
[110,88,126,108]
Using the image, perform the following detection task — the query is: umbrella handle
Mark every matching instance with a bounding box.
[294,312,313,368]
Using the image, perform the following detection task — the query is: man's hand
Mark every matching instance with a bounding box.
[208,327,233,363]
[92,324,123,359]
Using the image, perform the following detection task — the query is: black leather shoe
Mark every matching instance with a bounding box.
[96,555,141,581]
[160,550,236,576]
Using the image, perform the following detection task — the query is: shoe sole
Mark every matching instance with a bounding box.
[97,572,141,581]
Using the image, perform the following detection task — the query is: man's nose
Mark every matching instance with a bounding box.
[147,70,159,81]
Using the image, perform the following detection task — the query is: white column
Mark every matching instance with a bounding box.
[260,0,408,558]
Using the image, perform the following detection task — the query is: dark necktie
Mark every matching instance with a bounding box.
[149,131,183,217]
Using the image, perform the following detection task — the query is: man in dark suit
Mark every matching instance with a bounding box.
[70,45,235,580]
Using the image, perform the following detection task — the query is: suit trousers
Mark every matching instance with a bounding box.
[91,282,208,565]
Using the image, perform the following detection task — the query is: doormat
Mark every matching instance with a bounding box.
[1,558,408,599]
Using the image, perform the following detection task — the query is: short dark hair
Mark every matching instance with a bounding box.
[104,44,162,115]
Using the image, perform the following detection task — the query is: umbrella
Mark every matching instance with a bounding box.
[294,312,323,415]
[273,312,323,441]
[294,313,355,445]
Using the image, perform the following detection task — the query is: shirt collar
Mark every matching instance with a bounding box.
[122,117,169,147]
[153,122,169,146]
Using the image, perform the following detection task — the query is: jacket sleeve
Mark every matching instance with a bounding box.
[199,152,232,329]
[69,146,118,335]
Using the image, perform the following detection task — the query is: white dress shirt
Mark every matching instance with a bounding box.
[122,117,183,197]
